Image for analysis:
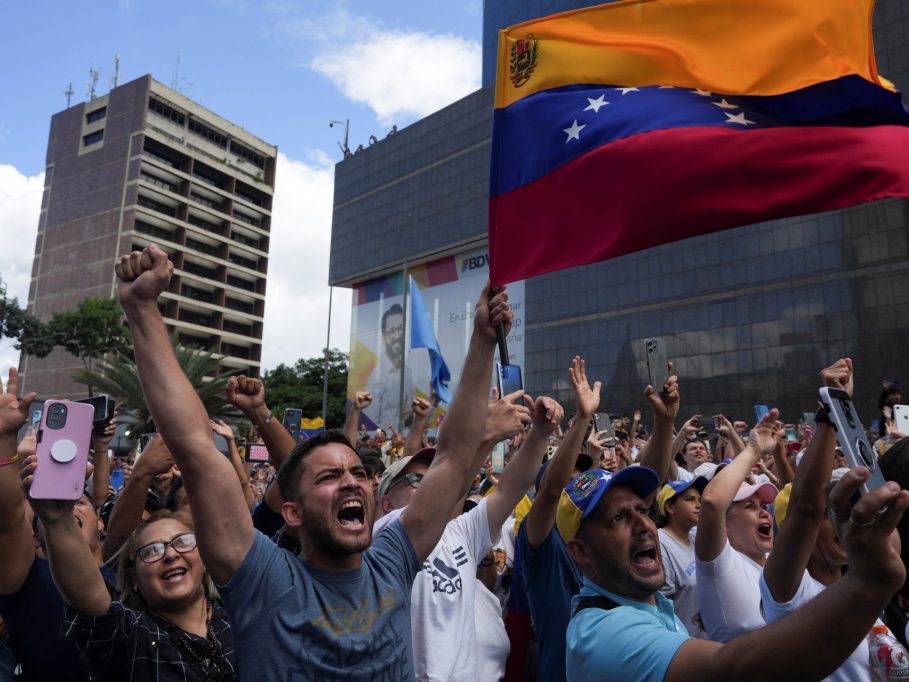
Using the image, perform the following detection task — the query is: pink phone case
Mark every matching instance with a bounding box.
[30,400,94,501]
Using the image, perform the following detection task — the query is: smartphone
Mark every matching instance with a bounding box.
[245,443,271,463]
[644,338,669,390]
[592,413,615,439]
[496,362,524,398]
[893,405,909,435]
[109,469,126,491]
[754,405,770,423]
[30,400,93,501]
[786,427,797,442]
[491,441,506,475]
[75,395,115,436]
[818,387,886,496]
[283,408,303,442]
[139,432,157,452]
[712,416,721,430]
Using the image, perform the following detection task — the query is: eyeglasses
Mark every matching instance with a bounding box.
[135,532,197,563]
[389,472,424,492]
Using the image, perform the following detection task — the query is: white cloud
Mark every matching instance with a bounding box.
[260,151,351,371]
[311,29,481,126]
[0,164,43,377]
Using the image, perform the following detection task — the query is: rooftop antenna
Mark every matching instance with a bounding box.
[172,53,181,91]
[87,67,99,100]
[329,119,350,157]
[110,53,120,89]
[64,83,74,108]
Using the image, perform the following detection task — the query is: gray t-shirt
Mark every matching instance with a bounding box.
[219,519,420,681]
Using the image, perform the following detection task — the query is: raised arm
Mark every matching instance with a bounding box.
[90,416,116,508]
[637,369,681,483]
[669,467,909,681]
[486,396,563,534]
[695,411,778,563]
[0,369,37,595]
[763,359,850,603]
[212,419,255,511]
[102,436,175,561]
[225,376,296,467]
[343,392,372,446]
[400,283,510,562]
[115,245,252,584]
[524,356,600,549]
[20,437,110,616]
[404,397,432,458]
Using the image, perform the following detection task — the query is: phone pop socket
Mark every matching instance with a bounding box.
[50,439,78,463]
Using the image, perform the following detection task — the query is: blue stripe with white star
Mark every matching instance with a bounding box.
[490,75,909,197]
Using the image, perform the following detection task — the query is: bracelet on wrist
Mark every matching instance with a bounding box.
[262,412,274,425]
[0,454,19,467]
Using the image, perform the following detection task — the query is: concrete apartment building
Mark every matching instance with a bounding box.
[21,74,277,398]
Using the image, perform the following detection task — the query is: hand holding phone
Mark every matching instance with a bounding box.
[644,338,669,391]
[819,387,885,496]
[245,443,271,463]
[496,362,524,398]
[29,400,93,501]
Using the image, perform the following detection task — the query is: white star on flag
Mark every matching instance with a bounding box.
[615,87,640,95]
[692,88,712,97]
[584,95,609,113]
[724,112,756,126]
[563,119,586,142]
[712,99,738,110]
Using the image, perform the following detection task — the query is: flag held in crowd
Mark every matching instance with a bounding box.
[488,0,909,285]
[299,416,325,439]
[409,277,452,405]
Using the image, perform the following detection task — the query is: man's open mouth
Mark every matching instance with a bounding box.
[338,499,365,530]
[632,546,658,569]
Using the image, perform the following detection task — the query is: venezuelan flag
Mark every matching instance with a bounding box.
[488,0,909,285]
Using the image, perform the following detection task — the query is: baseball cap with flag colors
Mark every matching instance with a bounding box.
[556,467,660,542]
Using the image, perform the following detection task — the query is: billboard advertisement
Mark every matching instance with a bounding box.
[347,247,525,431]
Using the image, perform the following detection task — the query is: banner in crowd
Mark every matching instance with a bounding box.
[347,247,525,430]
[488,0,909,285]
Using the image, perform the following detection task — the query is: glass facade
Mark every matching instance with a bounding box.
[331,0,909,425]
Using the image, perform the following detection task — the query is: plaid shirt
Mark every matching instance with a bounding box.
[62,601,237,681]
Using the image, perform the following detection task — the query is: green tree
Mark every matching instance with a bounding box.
[48,297,132,384]
[263,349,349,428]
[72,332,235,442]
[0,277,53,358]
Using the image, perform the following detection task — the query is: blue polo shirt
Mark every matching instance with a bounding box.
[566,578,690,682]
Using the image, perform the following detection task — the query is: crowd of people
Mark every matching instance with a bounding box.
[2,243,909,681]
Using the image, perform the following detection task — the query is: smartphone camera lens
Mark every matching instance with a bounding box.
[46,404,67,430]
[856,438,875,468]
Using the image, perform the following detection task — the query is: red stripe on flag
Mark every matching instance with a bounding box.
[489,125,909,285]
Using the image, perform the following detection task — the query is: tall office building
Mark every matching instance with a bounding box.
[331,0,909,422]
[22,74,277,398]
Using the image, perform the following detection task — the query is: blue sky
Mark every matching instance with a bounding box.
[0,0,485,375]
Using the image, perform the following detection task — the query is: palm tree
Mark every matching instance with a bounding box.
[72,332,237,443]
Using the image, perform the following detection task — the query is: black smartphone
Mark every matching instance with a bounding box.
[644,338,669,390]
[283,409,303,442]
[139,432,157,451]
[76,395,115,436]
[496,362,524,398]
[818,387,886,496]
[592,413,615,439]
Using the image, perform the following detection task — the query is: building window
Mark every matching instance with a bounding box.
[83,130,104,147]
[230,141,265,169]
[149,97,186,125]
[188,119,228,148]
[86,107,107,124]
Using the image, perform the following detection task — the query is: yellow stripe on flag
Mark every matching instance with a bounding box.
[495,0,879,109]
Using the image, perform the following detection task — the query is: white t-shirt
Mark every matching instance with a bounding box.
[659,528,707,638]
[675,467,695,482]
[474,579,509,682]
[374,497,493,681]
[696,539,765,642]
[759,570,875,682]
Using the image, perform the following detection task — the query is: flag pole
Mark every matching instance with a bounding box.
[321,286,333,424]
[397,262,409,434]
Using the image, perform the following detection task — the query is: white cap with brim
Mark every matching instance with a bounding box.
[733,481,778,504]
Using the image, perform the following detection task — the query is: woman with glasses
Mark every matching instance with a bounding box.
[22,442,237,682]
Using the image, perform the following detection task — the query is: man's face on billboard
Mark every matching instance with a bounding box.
[383,312,404,361]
